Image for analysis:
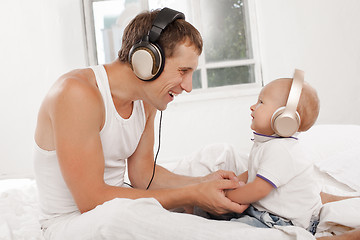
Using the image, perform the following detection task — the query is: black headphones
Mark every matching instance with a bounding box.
[128,8,185,81]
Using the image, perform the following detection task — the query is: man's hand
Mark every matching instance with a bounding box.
[202,170,239,182]
[193,178,249,215]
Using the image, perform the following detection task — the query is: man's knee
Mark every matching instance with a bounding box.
[93,198,163,239]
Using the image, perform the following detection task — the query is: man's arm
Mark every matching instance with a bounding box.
[226,176,274,205]
[50,76,117,213]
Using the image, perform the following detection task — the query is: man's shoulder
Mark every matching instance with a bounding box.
[50,68,99,102]
[59,67,96,90]
[42,68,103,121]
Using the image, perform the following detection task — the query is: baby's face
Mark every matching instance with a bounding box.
[250,83,284,135]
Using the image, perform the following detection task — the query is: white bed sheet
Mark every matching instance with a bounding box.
[0,179,44,240]
[1,124,359,239]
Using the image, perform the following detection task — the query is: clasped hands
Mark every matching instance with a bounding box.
[185,170,248,216]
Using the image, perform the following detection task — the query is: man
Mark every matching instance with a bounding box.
[34,8,247,239]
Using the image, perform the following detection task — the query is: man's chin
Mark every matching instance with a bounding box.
[157,105,167,111]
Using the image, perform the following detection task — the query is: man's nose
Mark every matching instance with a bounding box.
[180,74,193,93]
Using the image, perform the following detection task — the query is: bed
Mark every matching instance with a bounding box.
[0,124,359,239]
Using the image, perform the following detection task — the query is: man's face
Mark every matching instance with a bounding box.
[150,41,200,110]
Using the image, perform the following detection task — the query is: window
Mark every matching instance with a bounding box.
[82,0,148,65]
[82,0,262,97]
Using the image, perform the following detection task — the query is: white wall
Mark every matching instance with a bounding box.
[155,90,258,165]
[157,0,360,163]
[1,0,360,177]
[0,0,86,178]
[255,0,360,124]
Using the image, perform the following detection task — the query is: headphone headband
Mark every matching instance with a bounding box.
[284,69,304,114]
[271,69,304,137]
[149,8,185,43]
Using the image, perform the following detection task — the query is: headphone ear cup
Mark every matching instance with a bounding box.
[271,107,301,137]
[129,41,163,81]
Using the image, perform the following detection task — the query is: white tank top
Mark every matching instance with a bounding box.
[34,65,146,222]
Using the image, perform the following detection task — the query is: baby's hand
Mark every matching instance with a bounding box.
[238,181,246,186]
[224,181,246,197]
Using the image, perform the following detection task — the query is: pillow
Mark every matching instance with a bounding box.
[316,198,360,236]
[301,124,360,192]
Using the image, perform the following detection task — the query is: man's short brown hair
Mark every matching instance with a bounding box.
[118,9,203,63]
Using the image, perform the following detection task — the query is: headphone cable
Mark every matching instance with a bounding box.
[146,110,163,190]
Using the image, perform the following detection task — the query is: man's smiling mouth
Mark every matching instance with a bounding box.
[169,90,179,98]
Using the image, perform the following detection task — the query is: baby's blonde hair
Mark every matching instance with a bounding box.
[269,78,320,132]
[297,81,320,131]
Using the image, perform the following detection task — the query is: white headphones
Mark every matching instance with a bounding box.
[271,69,304,137]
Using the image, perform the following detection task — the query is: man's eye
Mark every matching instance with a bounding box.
[179,69,189,75]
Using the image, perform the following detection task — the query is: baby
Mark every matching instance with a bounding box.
[196,69,322,234]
